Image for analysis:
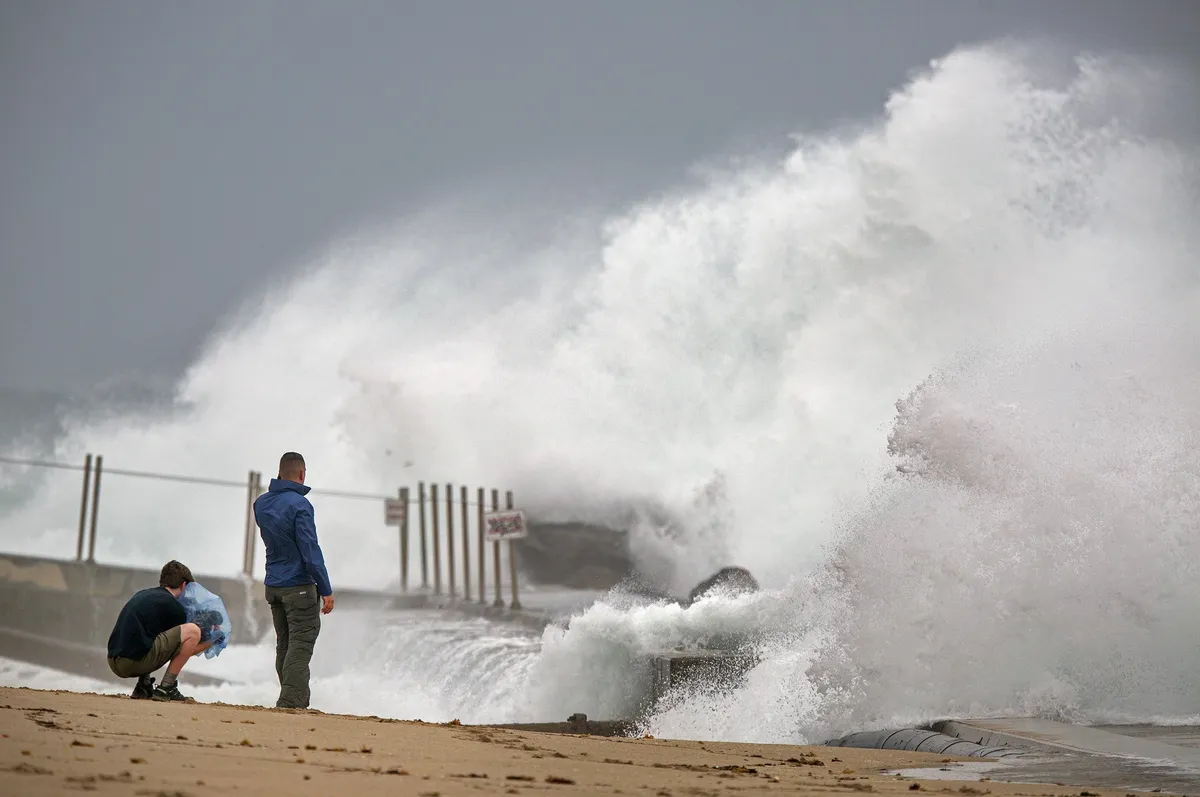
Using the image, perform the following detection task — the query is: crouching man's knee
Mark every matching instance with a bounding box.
[180,622,202,647]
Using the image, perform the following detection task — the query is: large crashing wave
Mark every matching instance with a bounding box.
[1,40,1199,738]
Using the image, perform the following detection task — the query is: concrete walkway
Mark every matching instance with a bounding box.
[933,717,1200,793]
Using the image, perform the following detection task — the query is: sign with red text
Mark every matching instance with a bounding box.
[483,509,527,542]
[384,498,407,527]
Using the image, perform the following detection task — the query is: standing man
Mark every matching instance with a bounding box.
[107,560,213,702]
[253,451,334,709]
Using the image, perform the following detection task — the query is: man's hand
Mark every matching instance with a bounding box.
[321,594,335,615]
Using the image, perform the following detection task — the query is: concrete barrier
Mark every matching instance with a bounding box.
[0,552,274,650]
[0,552,569,677]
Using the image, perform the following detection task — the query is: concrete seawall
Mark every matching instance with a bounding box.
[0,551,581,684]
[0,552,275,649]
[0,551,754,717]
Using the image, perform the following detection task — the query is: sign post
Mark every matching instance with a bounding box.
[484,501,526,610]
[385,493,409,592]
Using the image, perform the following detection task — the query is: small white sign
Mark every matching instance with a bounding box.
[484,509,528,541]
[384,498,407,527]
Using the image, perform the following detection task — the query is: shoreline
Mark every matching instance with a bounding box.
[0,686,1180,796]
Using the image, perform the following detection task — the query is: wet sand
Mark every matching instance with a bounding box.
[0,686,1173,796]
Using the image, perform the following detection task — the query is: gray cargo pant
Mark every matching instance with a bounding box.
[265,583,321,709]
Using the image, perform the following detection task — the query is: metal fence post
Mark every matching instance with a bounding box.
[399,487,410,593]
[460,485,470,602]
[445,482,455,598]
[506,490,521,610]
[491,488,503,608]
[246,471,263,577]
[477,487,486,605]
[418,481,428,589]
[85,455,103,563]
[431,483,441,595]
[242,470,256,577]
[75,454,92,561]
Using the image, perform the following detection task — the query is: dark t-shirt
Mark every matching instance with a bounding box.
[106,586,187,660]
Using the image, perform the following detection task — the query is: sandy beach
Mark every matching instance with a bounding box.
[0,686,1168,797]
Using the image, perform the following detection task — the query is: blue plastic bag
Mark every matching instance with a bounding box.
[178,581,232,659]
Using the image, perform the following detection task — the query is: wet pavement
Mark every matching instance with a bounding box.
[932,719,1200,794]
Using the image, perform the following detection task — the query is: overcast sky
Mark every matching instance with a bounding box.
[2,0,1197,392]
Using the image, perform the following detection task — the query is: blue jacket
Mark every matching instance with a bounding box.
[254,479,333,597]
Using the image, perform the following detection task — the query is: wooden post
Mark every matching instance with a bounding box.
[506,490,521,610]
[242,470,256,577]
[476,487,486,605]
[75,454,92,561]
[445,482,456,598]
[491,488,503,608]
[418,481,428,589]
[399,487,410,593]
[86,455,103,563]
[460,485,471,602]
[431,483,441,595]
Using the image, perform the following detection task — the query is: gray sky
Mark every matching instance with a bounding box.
[2,0,1197,392]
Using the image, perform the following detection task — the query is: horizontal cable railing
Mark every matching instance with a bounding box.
[0,452,529,608]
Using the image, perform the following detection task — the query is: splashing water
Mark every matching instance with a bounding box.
[2,41,1199,740]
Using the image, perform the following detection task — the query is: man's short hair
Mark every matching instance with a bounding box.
[160,560,193,589]
[279,451,305,478]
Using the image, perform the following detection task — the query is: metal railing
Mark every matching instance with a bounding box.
[0,453,527,609]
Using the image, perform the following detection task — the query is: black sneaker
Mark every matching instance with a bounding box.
[151,683,192,703]
[130,675,155,700]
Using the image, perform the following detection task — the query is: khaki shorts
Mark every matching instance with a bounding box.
[108,625,183,679]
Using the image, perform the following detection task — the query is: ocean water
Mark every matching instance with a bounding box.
[2,40,1199,744]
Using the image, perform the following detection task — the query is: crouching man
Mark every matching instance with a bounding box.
[106,560,212,702]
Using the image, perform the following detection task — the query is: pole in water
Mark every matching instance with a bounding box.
[75,454,92,561]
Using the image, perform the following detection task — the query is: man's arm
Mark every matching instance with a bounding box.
[294,504,334,601]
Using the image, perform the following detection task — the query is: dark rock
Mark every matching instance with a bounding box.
[685,566,759,606]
